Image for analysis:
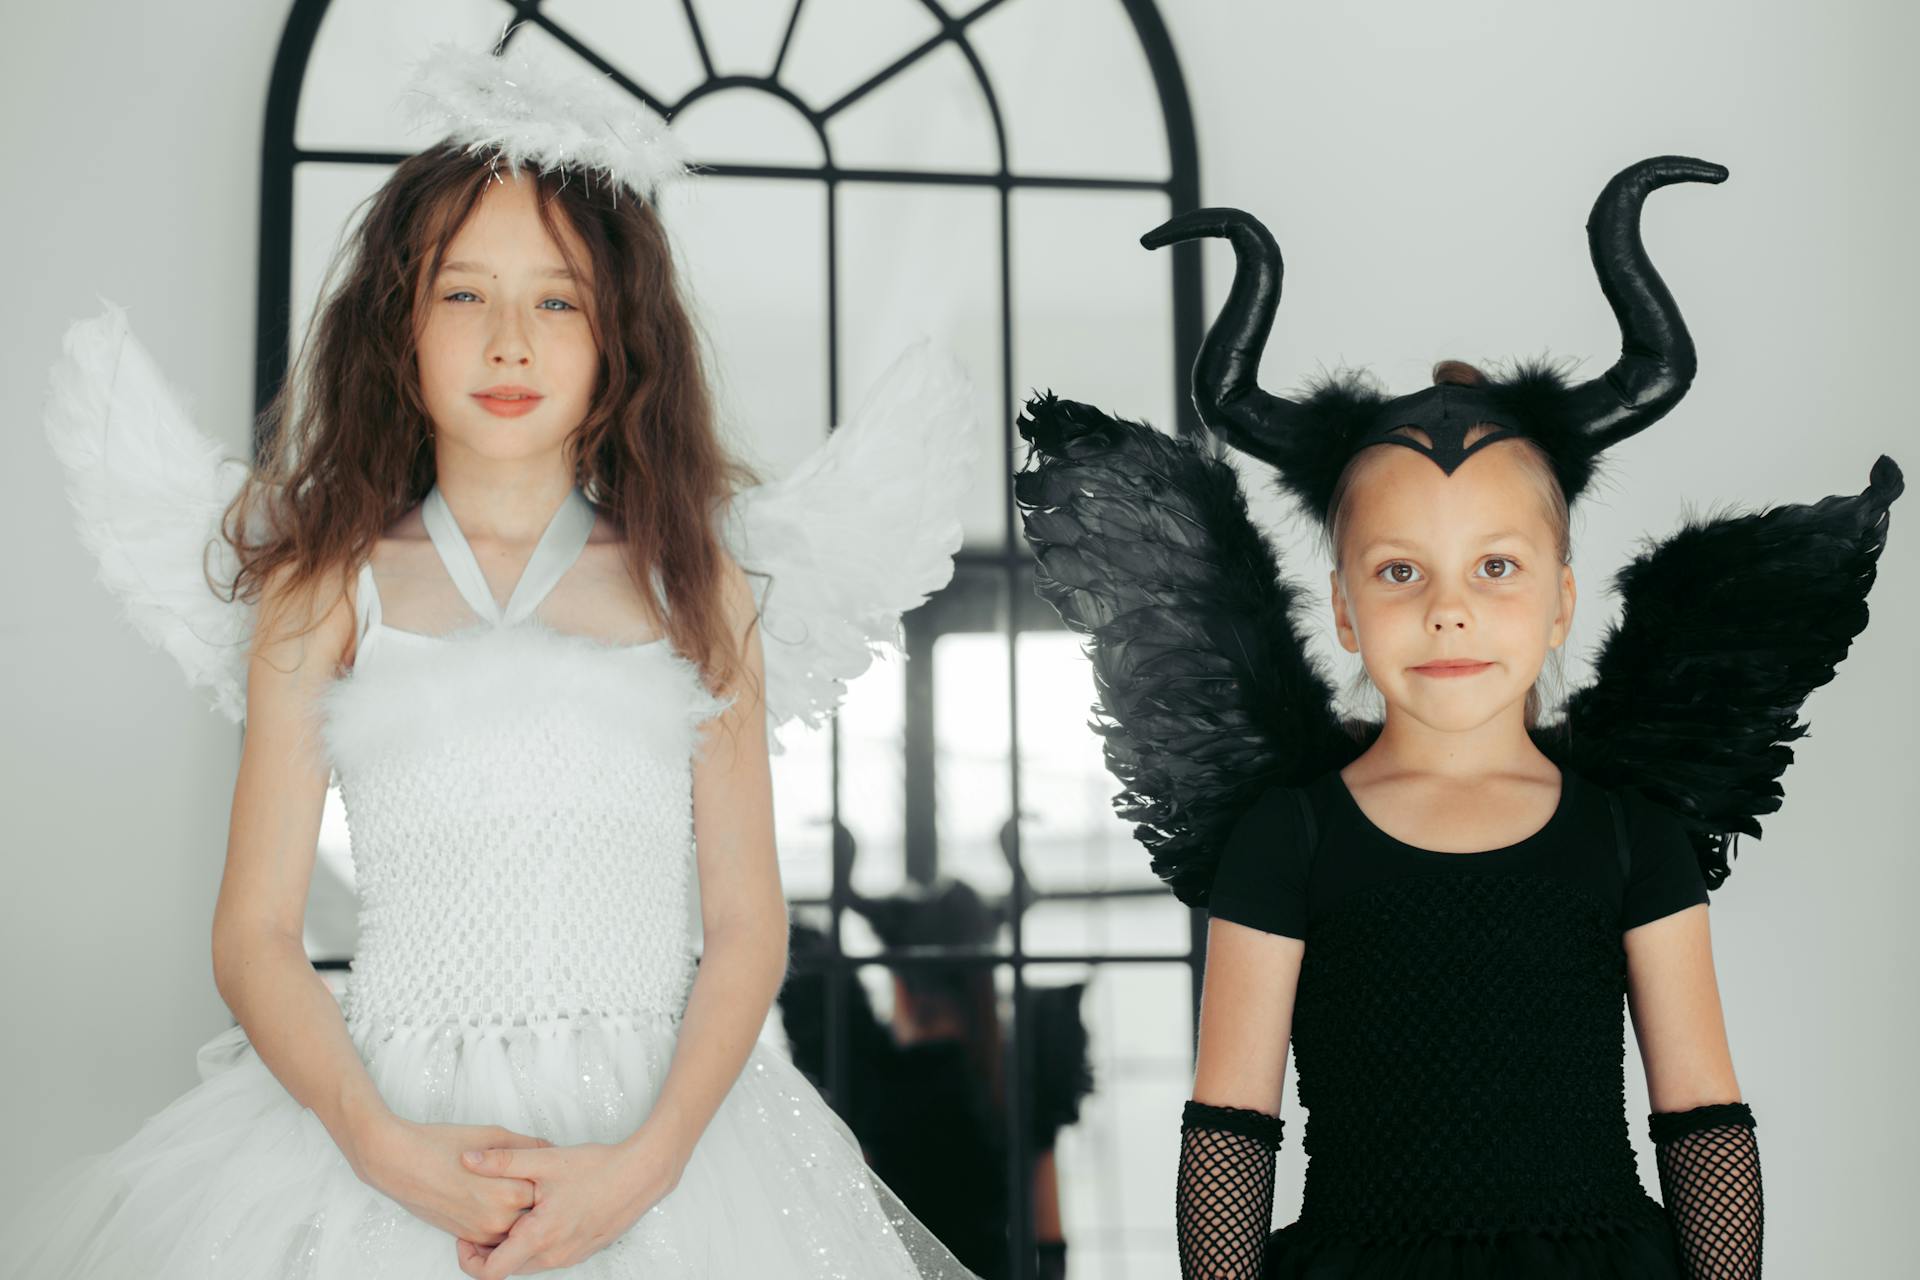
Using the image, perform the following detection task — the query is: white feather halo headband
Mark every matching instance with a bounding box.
[396,40,690,204]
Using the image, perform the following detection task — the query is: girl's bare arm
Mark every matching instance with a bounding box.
[1193,919,1303,1114]
[1624,903,1741,1109]
[618,553,786,1169]
[1627,903,1763,1277]
[1179,918,1302,1278]
[210,562,393,1171]
[210,564,545,1244]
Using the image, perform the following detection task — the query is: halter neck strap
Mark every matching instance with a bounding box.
[420,483,596,627]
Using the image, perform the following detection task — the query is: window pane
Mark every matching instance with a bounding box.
[971,0,1170,180]
[932,617,1015,901]
[296,0,508,151]
[781,0,941,112]
[836,184,1007,548]
[1033,960,1192,1277]
[655,178,828,476]
[1013,631,1162,897]
[839,647,910,911]
[670,88,826,168]
[1012,188,1176,439]
[770,720,835,901]
[836,563,1015,921]
[828,41,999,174]
[544,0,708,106]
[686,0,799,77]
[1022,894,1189,958]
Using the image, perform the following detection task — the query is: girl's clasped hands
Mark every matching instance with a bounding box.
[358,1117,683,1276]
[454,1135,683,1278]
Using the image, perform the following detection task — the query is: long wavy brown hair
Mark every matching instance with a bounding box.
[222,142,761,699]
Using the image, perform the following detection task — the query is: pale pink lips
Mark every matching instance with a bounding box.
[1412,660,1493,679]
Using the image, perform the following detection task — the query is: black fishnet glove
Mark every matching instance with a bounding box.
[1177,1100,1283,1279]
[1650,1101,1763,1278]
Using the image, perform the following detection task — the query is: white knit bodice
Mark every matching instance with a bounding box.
[312,484,730,1036]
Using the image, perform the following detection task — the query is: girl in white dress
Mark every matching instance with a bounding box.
[18,40,982,1280]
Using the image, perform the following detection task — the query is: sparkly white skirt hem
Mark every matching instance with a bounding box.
[4,1012,979,1278]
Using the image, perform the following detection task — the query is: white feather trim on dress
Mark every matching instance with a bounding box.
[314,624,732,776]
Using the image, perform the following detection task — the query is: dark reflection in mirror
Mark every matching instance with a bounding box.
[778,821,1094,1280]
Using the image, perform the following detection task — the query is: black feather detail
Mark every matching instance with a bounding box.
[1546,456,1904,887]
[1015,392,1357,907]
[1259,368,1391,518]
[1481,354,1613,502]
[1256,356,1623,519]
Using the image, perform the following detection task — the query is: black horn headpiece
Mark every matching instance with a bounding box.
[1140,155,1729,524]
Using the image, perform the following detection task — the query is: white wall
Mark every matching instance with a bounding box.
[1,0,300,1193]
[3,1,1914,1273]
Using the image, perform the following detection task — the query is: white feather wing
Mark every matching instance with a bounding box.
[720,341,978,745]
[43,301,258,724]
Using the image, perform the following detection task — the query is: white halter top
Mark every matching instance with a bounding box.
[317,483,730,1036]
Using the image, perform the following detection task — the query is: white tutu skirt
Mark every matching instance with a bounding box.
[6,1011,975,1278]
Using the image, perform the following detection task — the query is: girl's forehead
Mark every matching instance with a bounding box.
[443,175,586,265]
[1347,441,1550,540]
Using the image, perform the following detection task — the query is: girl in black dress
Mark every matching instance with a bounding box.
[1189,371,1745,1276]
[1014,155,1903,1277]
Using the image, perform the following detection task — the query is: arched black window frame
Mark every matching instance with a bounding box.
[261,3,1203,1274]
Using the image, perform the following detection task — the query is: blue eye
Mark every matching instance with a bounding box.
[440,292,576,310]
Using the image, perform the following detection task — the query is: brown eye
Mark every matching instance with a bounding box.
[1482,556,1518,579]
[1376,561,1418,585]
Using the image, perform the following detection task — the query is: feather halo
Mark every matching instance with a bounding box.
[397,40,689,204]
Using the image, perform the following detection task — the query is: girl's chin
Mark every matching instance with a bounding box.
[431,428,577,458]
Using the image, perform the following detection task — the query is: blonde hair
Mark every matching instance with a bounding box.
[1320,360,1571,730]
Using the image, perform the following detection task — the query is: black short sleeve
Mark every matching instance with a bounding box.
[1619,786,1712,931]
[1207,786,1311,939]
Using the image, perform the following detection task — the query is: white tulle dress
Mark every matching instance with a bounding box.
[14,304,983,1279]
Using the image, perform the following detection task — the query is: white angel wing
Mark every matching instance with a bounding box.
[720,341,978,747]
[43,301,259,724]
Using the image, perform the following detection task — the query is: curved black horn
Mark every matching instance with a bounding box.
[1564,155,1729,451]
[1141,208,1300,466]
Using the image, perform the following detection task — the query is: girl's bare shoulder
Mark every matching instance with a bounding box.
[250,555,357,693]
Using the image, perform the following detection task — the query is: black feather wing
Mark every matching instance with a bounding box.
[1543,455,1904,887]
[1014,392,1358,907]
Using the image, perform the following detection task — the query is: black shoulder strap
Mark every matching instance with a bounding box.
[1289,786,1318,856]
[1606,788,1632,880]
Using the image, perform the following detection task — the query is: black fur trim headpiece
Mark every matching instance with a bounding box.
[1140,155,1729,523]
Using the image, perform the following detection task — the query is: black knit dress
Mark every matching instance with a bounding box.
[1207,765,1711,1278]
